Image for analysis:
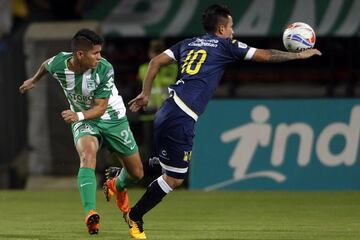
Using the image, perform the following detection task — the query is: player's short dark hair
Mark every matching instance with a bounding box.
[202,4,231,33]
[71,29,103,52]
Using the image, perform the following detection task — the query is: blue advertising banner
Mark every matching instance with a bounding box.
[189,99,360,190]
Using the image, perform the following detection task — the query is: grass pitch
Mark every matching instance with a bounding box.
[0,190,359,240]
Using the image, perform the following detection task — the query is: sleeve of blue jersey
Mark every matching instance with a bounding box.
[168,41,183,61]
[228,39,255,61]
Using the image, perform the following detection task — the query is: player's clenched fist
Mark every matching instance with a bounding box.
[19,79,36,94]
[61,110,79,123]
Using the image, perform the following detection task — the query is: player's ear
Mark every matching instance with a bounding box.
[218,24,225,35]
[75,50,84,59]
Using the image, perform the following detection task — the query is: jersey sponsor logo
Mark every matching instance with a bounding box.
[188,38,218,47]
[160,149,170,160]
[103,77,114,91]
[237,41,248,49]
[73,122,83,131]
[174,79,184,85]
[106,69,114,78]
[183,151,192,162]
[80,124,96,135]
[68,93,93,102]
[86,77,96,91]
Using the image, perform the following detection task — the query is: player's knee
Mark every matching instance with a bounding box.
[163,175,184,189]
[171,179,184,189]
[126,164,144,180]
[134,168,144,180]
[79,150,97,168]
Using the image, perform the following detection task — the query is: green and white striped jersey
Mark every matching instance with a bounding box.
[45,52,126,120]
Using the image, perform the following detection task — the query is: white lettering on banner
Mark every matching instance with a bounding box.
[100,0,360,36]
[336,0,360,36]
[102,0,171,36]
[317,0,345,35]
[205,105,360,191]
[286,0,315,28]
[162,0,199,36]
[220,106,285,183]
[316,106,360,166]
[272,123,314,167]
[234,0,275,36]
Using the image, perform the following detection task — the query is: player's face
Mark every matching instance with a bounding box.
[80,44,102,69]
[223,15,234,39]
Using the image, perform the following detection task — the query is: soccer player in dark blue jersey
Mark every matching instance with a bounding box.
[125,4,321,238]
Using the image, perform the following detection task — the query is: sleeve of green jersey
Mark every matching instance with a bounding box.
[93,65,114,99]
[44,55,59,74]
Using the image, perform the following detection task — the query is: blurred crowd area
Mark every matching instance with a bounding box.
[1,0,359,101]
[1,0,360,188]
[1,0,98,35]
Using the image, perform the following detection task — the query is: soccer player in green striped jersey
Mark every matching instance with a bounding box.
[19,29,144,235]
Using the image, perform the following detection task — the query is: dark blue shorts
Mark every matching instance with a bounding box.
[154,97,195,179]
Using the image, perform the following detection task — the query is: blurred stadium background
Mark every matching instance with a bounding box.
[1,0,359,193]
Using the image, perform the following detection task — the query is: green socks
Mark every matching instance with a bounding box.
[77,167,97,215]
[77,168,138,214]
[115,168,139,191]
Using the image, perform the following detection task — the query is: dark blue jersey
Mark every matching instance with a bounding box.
[165,33,256,120]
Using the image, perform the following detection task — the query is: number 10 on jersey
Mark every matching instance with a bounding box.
[181,49,207,75]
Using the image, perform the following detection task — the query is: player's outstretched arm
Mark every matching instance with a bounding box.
[251,48,322,63]
[129,52,174,112]
[19,59,50,94]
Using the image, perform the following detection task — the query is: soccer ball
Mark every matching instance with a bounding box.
[282,22,316,52]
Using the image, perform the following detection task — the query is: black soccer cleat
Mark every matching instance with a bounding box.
[105,167,122,181]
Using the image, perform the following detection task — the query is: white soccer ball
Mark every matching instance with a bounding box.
[282,22,316,52]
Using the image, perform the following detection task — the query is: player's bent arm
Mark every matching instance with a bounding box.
[142,53,175,96]
[19,59,50,93]
[61,98,109,123]
[251,48,321,63]
[32,59,50,82]
[129,53,175,112]
[82,98,109,120]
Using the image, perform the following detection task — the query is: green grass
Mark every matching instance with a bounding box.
[0,190,359,240]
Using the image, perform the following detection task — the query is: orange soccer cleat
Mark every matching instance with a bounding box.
[103,177,130,214]
[85,210,100,235]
